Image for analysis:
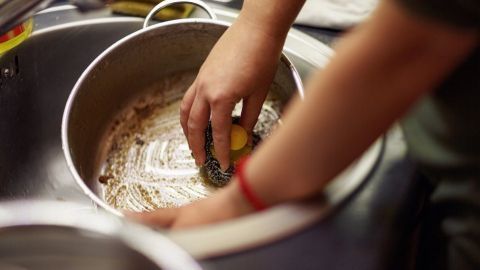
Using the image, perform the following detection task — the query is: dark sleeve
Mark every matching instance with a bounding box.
[395,0,480,29]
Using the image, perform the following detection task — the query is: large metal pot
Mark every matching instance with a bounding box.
[0,200,201,270]
[62,0,303,215]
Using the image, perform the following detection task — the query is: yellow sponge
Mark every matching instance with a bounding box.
[230,124,248,151]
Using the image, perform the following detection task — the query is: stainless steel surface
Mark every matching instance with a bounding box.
[0,200,201,270]
[144,0,218,28]
[0,16,144,203]
[0,3,383,259]
[0,0,107,35]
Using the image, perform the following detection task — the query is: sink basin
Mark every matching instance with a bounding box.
[0,15,144,202]
[0,4,383,259]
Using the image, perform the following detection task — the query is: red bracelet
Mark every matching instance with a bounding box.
[235,156,268,211]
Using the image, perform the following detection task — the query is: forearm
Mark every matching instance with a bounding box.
[224,0,306,72]
[238,0,306,39]
[135,0,478,229]
[240,0,478,205]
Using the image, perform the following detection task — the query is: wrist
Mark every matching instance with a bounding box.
[236,14,287,42]
[222,180,256,216]
[238,0,305,39]
[235,157,269,211]
[233,14,287,49]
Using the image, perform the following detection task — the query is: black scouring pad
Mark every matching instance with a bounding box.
[203,117,261,187]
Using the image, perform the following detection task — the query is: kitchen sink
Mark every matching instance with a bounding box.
[0,4,383,259]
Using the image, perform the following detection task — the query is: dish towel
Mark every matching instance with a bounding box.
[295,0,378,29]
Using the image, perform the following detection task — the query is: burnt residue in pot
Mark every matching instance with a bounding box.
[97,71,283,212]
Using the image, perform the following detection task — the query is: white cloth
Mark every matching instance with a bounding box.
[295,0,378,29]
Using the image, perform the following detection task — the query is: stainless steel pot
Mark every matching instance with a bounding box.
[0,200,201,270]
[62,0,303,215]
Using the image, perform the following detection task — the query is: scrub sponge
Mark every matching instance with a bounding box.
[203,117,261,187]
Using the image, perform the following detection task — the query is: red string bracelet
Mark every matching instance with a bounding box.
[235,156,268,211]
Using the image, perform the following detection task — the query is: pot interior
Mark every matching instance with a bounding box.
[65,21,301,212]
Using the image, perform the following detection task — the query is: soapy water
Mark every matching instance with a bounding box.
[100,72,284,211]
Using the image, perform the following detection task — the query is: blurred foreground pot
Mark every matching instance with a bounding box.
[0,200,201,270]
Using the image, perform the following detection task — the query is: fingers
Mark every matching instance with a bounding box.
[124,208,179,228]
[180,84,196,139]
[187,97,210,166]
[211,101,236,171]
[240,89,269,143]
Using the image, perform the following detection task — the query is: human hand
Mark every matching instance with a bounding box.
[126,181,254,229]
[180,17,285,171]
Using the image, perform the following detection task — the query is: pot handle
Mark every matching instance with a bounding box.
[143,0,217,28]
